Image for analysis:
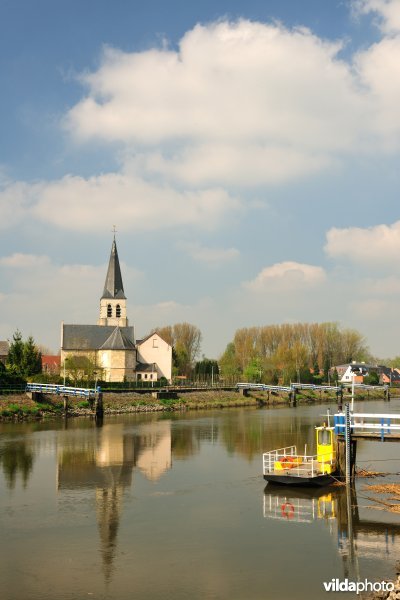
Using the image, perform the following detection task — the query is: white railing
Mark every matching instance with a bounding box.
[263,446,334,479]
[334,412,400,437]
[263,495,317,522]
[26,383,99,398]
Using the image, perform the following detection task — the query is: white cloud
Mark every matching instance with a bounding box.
[0,181,38,230]
[0,172,239,232]
[355,36,400,143]
[354,0,400,33]
[0,253,50,268]
[65,20,373,187]
[325,221,400,265]
[181,242,240,265]
[244,261,326,291]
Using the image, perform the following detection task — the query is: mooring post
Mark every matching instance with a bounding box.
[63,395,68,416]
[95,390,103,420]
[345,403,351,485]
[288,389,297,407]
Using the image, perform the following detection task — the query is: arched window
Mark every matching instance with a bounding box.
[116,304,121,318]
[107,304,112,317]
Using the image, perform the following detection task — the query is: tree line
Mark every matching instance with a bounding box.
[219,322,371,384]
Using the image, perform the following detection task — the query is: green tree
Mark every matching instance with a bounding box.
[243,357,263,383]
[364,371,379,385]
[194,358,219,382]
[64,354,100,385]
[21,336,42,376]
[6,330,24,374]
[219,342,241,384]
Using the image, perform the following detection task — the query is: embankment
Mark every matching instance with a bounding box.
[0,387,377,421]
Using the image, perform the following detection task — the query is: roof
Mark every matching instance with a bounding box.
[380,366,400,382]
[62,324,135,350]
[101,237,126,300]
[99,327,136,350]
[136,362,156,373]
[136,331,171,347]
[42,355,61,367]
[0,341,9,355]
[334,363,379,370]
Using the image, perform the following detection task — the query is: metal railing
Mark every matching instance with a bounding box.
[26,383,99,399]
[334,412,400,439]
[263,445,334,479]
[238,382,388,393]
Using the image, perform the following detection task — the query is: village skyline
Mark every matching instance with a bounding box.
[2,1,400,359]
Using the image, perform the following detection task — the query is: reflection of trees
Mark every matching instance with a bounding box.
[219,413,314,460]
[0,441,34,489]
[171,425,201,459]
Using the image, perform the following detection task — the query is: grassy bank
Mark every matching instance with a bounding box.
[0,388,390,421]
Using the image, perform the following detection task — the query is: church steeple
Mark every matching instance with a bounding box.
[98,235,128,327]
[102,237,126,300]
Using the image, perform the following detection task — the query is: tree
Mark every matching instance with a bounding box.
[243,357,263,383]
[64,354,100,385]
[194,358,219,382]
[219,342,241,383]
[21,336,42,376]
[6,330,24,374]
[154,323,202,377]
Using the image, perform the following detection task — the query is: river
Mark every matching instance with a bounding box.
[1,399,400,600]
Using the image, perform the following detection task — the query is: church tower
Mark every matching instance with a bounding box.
[98,236,128,327]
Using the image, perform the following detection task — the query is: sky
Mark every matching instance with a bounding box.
[1,0,400,359]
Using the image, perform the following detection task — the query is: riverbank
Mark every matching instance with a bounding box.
[0,388,389,421]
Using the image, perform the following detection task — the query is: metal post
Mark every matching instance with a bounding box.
[345,403,351,486]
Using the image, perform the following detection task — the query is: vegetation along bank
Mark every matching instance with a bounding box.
[0,387,390,421]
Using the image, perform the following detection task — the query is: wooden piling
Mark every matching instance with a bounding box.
[95,392,103,419]
[336,438,357,480]
[63,395,68,416]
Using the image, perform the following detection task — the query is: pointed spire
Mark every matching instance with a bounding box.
[101,237,126,299]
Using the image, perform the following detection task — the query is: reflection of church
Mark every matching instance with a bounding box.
[56,421,172,581]
[61,236,172,383]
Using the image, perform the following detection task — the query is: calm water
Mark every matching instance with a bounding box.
[1,400,400,600]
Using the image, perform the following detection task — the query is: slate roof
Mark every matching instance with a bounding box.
[101,238,126,300]
[62,324,135,350]
[99,327,136,350]
[136,362,156,373]
[380,366,400,383]
[0,341,9,355]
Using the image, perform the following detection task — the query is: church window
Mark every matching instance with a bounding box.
[116,304,121,318]
[107,304,112,317]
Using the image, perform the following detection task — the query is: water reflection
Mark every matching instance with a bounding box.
[263,483,400,580]
[56,420,172,581]
[0,440,35,489]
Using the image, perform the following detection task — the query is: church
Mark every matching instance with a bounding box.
[60,237,172,383]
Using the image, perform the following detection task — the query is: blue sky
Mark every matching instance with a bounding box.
[1,0,400,359]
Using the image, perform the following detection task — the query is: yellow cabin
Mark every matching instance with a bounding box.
[315,425,335,474]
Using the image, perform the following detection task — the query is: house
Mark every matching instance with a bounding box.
[61,236,172,383]
[380,366,400,385]
[333,362,381,384]
[41,355,61,374]
[0,341,9,365]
